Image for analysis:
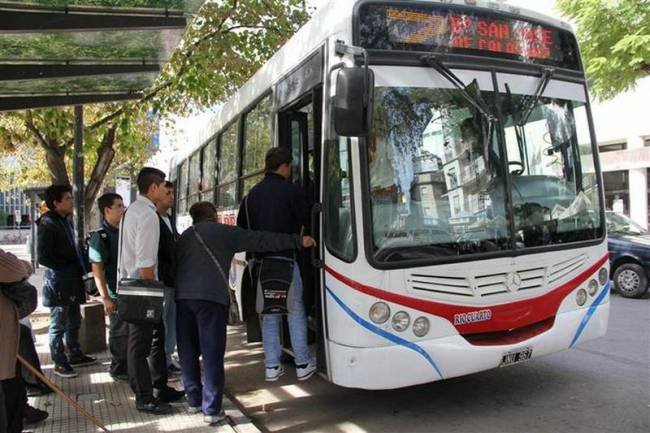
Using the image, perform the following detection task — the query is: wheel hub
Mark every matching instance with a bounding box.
[618,269,640,293]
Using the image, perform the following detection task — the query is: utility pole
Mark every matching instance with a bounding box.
[73,105,85,251]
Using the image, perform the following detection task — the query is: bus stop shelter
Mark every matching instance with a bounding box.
[0,0,203,250]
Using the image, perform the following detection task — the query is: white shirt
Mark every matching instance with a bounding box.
[118,195,160,280]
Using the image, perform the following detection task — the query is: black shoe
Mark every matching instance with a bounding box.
[154,386,185,403]
[53,363,77,378]
[136,400,172,415]
[25,382,53,397]
[68,353,97,367]
[23,404,49,424]
[110,372,129,383]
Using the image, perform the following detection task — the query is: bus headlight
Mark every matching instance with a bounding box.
[587,279,599,296]
[576,288,588,306]
[391,311,410,332]
[598,267,608,285]
[412,317,430,337]
[369,302,390,324]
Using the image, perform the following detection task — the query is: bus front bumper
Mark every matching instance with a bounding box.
[326,299,609,390]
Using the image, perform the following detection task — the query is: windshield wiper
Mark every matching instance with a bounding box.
[420,55,496,122]
[511,67,554,126]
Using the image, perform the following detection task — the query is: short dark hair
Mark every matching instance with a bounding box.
[97,193,123,218]
[44,184,72,211]
[164,181,174,189]
[265,147,292,172]
[136,167,166,195]
[189,201,217,225]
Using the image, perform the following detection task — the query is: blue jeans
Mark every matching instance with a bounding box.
[48,304,82,366]
[262,264,310,367]
[163,287,177,367]
[176,300,227,416]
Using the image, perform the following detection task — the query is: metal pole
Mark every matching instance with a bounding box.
[73,105,85,251]
[30,192,37,269]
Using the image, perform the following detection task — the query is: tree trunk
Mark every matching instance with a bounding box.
[83,126,116,225]
[43,143,71,186]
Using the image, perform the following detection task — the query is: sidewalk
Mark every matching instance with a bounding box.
[2,244,259,433]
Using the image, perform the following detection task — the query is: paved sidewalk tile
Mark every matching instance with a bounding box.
[26,322,256,433]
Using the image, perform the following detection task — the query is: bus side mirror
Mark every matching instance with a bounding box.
[333,67,374,137]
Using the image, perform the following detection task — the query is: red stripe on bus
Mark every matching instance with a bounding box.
[325,254,609,334]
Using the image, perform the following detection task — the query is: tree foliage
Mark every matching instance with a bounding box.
[557,0,650,100]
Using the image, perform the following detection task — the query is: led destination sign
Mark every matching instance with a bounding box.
[357,3,581,70]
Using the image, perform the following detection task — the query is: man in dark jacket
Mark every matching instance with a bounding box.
[174,201,315,424]
[37,185,96,378]
[157,181,179,376]
[236,147,316,382]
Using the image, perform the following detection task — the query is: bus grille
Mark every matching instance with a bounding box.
[408,254,586,300]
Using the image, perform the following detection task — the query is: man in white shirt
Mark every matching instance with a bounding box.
[118,167,184,414]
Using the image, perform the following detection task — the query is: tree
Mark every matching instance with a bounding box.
[557,0,650,100]
[0,105,156,223]
[0,0,311,224]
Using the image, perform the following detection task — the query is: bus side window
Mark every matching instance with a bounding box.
[325,137,356,261]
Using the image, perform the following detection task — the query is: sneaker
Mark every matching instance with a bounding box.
[23,404,49,424]
[68,354,97,367]
[265,365,285,382]
[204,410,226,425]
[53,364,77,378]
[296,359,317,381]
[155,386,185,403]
[167,365,181,383]
[25,382,53,397]
[188,405,202,414]
[136,401,172,415]
[109,372,129,384]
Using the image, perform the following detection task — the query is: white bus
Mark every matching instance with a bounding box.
[172,0,609,390]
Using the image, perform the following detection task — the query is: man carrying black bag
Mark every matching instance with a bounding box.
[118,167,184,415]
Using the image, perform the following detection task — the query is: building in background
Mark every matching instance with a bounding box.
[0,187,30,227]
[591,77,650,229]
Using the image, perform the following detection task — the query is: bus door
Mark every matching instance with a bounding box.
[278,87,323,357]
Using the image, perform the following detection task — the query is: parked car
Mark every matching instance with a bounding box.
[606,211,650,298]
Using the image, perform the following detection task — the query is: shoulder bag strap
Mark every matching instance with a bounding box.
[116,208,128,286]
[191,226,233,302]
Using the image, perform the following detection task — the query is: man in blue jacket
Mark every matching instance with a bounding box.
[37,185,96,378]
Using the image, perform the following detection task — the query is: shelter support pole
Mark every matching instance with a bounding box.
[73,105,85,251]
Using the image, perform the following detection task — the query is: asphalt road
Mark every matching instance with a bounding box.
[224,292,650,433]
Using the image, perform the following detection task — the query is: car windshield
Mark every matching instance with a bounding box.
[606,212,648,236]
[366,70,603,263]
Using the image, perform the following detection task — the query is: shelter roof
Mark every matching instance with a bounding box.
[0,0,203,111]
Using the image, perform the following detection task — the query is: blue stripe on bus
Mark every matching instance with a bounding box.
[569,282,610,348]
[325,286,444,379]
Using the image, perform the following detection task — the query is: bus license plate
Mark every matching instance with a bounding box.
[500,347,533,367]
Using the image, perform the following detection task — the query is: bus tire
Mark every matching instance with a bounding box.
[613,263,648,298]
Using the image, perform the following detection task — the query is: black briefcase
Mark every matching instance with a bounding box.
[116,278,165,325]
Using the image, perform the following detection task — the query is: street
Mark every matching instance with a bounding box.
[224,293,650,433]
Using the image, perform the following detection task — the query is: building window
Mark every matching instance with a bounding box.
[599,142,626,153]
[603,170,629,215]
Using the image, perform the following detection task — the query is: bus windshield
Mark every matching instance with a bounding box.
[366,71,602,263]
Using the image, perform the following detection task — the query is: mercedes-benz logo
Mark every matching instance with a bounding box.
[506,272,522,291]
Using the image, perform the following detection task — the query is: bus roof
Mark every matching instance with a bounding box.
[176,0,574,159]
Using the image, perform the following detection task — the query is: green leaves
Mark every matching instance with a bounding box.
[150,0,311,115]
[557,0,650,100]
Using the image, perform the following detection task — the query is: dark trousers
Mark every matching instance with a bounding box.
[19,324,45,387]
[108,312,129,376]
[48,304,82,366]
[176,300,228,416]
[1,364,26,433]
[127,321,167,404]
